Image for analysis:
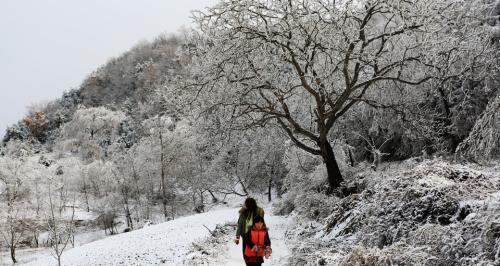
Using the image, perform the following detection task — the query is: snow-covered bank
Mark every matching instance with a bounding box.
[20,208,240,266]
[280,158,500,265]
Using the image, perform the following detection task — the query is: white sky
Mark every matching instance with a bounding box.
[0,0,218,137]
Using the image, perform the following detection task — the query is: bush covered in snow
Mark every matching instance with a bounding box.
[283,159,500,265]
[183,223,235,266]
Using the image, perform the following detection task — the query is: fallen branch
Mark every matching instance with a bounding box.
[203,225,216,237]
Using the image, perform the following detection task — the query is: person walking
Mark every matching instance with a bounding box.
[234,198,265,258]
[243,216,272,266]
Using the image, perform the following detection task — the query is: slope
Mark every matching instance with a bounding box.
[20,206,291,266]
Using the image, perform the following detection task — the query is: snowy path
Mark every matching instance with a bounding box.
[221,213,291,266]
[20,208,239,266]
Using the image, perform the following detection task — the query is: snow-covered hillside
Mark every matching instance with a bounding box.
[280,159,500,265]
[18,207,290,266]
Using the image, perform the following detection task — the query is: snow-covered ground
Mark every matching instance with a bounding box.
[16,205,290,266]
[1,228,105,266]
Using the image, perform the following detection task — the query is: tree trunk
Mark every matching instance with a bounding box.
[268,158,275,202]
[33,231,39,248]
[208,190,219,203]
[131,163,142,222]
[83,179,90,212]
[122,187,133,229]
[146,171,154,220]
[268,177,272,202]
[9,222,17,264]
[437,86,460,151]
[159,131,168,218]
[234,149,249,196]
[10,245,17,263]
[58,187,65,215]
[319,140,344,190]
[35,183,41,215]
[171,203,175,220]
[346,140,356,167]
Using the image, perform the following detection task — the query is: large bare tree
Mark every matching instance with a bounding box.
[189,0,494,190]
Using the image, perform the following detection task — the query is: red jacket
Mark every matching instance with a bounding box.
[243,225,271,257]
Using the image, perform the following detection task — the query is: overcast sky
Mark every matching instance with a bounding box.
[0,0,218,137]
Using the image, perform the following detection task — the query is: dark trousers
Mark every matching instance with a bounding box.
[244,256,263,266]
